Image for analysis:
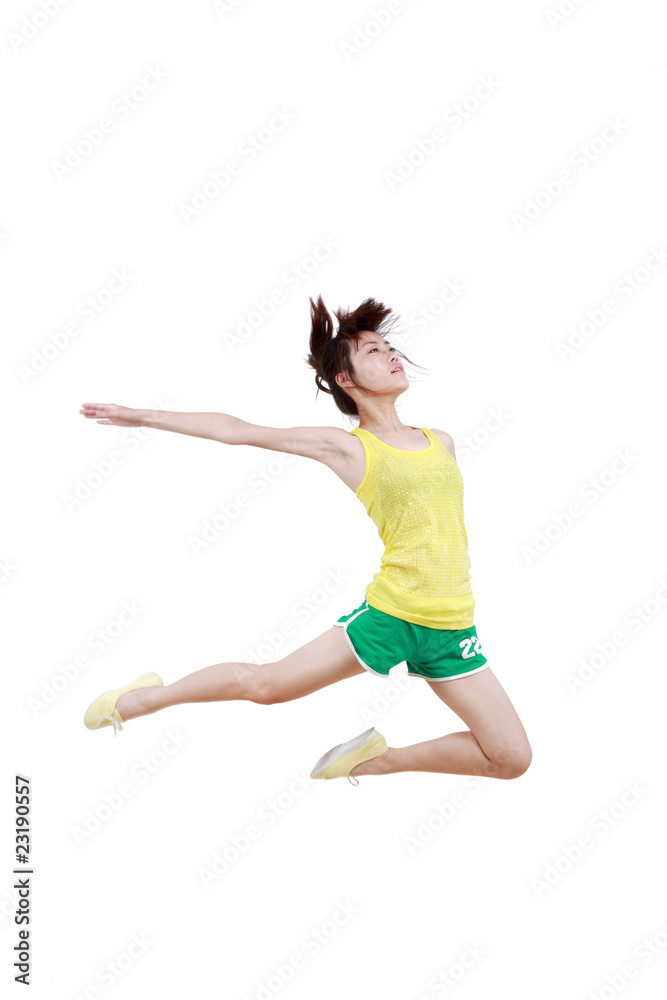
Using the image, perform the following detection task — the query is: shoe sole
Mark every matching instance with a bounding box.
[310,727,377,779]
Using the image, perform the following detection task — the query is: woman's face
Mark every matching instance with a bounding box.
[344,332,407,393]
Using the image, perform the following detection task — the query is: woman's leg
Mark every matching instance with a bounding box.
[350,667,532,780]
[115,626,365,721]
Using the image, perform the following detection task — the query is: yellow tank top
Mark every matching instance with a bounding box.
[349,425,475,629]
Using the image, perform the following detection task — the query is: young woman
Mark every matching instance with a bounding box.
[81,295,531,787]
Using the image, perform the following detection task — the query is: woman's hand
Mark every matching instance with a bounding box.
[79,403,144,427]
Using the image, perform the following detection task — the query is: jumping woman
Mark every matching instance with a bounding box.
[81,295,532,787]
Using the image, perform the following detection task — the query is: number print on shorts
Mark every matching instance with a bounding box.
[459,634,483,659]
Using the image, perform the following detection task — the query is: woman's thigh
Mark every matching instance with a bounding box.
[249,626,366,703]
[426,667,532,770]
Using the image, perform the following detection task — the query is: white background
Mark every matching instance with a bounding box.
[2,2,666,998]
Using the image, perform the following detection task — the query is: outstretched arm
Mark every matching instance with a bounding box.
[79,403,349,462]
[79,403,241,443]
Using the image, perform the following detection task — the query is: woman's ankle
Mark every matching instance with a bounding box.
[116,686,155,721]
[350,747,394,777]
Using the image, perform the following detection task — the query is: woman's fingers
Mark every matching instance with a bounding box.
[80,403,119,424]
[80,403,111,416]
[79,403,140,427]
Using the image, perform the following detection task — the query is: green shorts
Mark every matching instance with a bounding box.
[334,598,488,682]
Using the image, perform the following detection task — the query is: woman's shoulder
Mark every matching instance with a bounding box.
[429,428,456,460]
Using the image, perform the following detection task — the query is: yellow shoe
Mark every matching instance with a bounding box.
[83,671,163,736]
[310,727,388,786]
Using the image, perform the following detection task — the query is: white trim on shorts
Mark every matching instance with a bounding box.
[333,612,389,679]
[406,663,489,682]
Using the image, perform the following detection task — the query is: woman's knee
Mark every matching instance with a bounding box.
[243,664,287,705]
[487,739,532,779]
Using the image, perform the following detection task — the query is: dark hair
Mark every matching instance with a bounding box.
[304,294,427,418]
